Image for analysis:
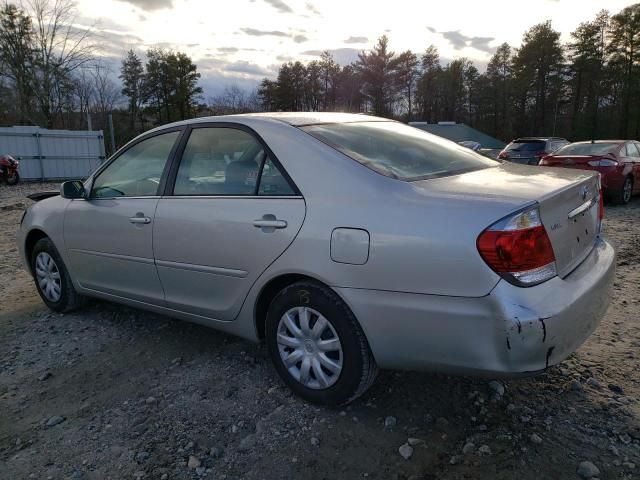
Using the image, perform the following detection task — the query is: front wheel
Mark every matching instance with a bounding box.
[265,281,378,406]
[31,237,84,312]
[6,171,19,185]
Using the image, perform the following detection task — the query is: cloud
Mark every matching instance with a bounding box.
[226,60,272,76]
[302,48,360,65]
[305,2,321,15]
[240,27,288,37]
[437,30,496,53]
[426,26,437,33]
[218,47,239,53]
[262,0,292,13]
[293,34,308,43]
[115,0,172,11]
[344,36,368,44]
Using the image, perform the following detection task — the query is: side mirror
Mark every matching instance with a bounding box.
[60,180,86,199]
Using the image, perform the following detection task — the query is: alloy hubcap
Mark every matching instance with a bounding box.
[35,252,61,302]
[276,306,343,390]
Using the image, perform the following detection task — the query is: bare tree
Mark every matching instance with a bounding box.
[90,63,120,124]
[27,0,94,127]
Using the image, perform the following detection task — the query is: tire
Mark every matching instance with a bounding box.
[31,237,84,312]
[611,176,633,205]
[6,171,19,185]
[265,281,378,406]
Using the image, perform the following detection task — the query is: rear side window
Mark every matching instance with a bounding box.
[625,143,640,158]
[301,121,495,181]
[505,140,546,152]
[173,127,295,196]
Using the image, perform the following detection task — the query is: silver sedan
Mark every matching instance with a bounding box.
[18,113,616,405]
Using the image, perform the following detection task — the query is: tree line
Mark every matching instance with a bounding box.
[258,5,640,142]
[1,0,640,150]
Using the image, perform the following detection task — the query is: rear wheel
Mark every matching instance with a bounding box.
[612,176,633,205]
[31,237,84,312]
[265,281,378,406]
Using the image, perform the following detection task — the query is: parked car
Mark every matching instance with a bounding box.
[18,113,615,405]
[498,137,569,165]
[539,140,640,205]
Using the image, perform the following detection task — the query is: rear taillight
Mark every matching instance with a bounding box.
[497,151,507,159]
[588,159,618,167]
[477,205,557,286]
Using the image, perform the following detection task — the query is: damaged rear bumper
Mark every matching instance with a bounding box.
[335,237,615,375]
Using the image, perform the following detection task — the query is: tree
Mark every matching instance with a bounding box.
[396,50,419,120]
[607,4,640,138]
[355,35,401,116]
[416,45,441,123]
[28,0,94,127]
[0,3,34,124]
[486,43,513,139]
[144,49,202,123]
[511,21,564,135]
[318,51,339,110]
[119,49,144,130]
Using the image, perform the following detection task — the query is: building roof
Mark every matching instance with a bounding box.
[409,122,506,149]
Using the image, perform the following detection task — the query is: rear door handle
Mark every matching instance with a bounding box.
[253,219,287,229]
[253,214,287,231]
[129,213,151,224]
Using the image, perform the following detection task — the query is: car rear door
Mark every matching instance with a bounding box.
[64,128,183,304]
[153,124,306,321]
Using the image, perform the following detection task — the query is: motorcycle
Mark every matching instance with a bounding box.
[0,154,20,185]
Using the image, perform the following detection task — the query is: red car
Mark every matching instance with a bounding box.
[539,140,640,204]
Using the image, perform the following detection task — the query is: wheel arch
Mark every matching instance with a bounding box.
[24,228,49,274]
[254,273,335,340]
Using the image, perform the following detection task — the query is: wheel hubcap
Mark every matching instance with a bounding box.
[35,252,62,302]
[276,306,343,390]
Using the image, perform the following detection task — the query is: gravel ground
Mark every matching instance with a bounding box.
[1,182,639,480]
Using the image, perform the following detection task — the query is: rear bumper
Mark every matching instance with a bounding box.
[336,237,615,375]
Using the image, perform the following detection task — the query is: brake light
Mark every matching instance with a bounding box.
[477,205,557,286]
[539,155,551,165]
[498,151,507,159]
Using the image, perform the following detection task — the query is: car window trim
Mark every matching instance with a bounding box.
[86,126,186,200]
[162,122,301,197]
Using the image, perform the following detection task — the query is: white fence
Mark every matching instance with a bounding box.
[0,126,106,180]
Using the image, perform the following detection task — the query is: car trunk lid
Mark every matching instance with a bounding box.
[544,155,600,168]
[414,163,601,278]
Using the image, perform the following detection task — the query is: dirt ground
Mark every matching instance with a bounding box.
[1,182,639,480]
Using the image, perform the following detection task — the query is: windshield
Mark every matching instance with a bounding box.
[301,121,496,181]
[505,140,546,152]
[555,142,620,156]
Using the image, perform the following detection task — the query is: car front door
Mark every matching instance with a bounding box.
[64,129,183,303]
[153,125,306,321]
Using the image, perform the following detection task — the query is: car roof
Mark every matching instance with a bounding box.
[567,140,626,144]
[513,137,567,142]
[231,112,392,126]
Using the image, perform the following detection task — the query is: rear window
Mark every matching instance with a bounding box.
[505,140,546,152]
[301,121,496,181]
[555,142,620,156]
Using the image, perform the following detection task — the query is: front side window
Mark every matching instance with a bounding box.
[91,131,180,198]
[302,121,496,181]
[174,127,295,195]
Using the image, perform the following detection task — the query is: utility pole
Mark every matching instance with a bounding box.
[108,113,116,154]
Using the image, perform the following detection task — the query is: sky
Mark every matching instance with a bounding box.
[74,0,636,97]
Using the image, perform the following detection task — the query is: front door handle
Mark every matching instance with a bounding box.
[253,214,287,231]
[129,213,151,224]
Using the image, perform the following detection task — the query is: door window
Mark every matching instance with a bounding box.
[174,127,295,196]
[258,157,296,196]
[625,142,640,158]
[91,131,180,198]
